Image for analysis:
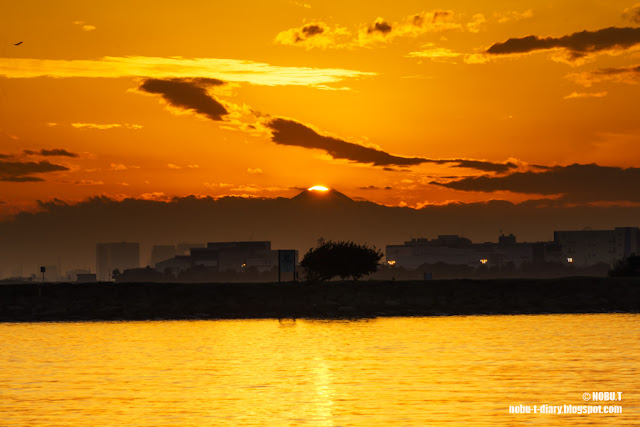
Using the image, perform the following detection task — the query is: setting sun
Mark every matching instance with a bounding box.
[308,186,329,192]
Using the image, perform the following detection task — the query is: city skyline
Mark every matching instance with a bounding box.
[2,0,640,220]
[1,187,639,280]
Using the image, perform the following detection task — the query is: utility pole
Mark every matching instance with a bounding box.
[39,266,46,297]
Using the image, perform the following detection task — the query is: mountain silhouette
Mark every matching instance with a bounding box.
[291,188,355,207]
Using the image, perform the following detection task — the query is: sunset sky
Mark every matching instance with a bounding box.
[2,0,640,218]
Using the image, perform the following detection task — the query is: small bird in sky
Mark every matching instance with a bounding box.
[14,41,23,46]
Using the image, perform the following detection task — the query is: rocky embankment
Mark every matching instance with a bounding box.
[1,278,639,322]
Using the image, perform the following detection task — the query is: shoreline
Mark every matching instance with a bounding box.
[1,277,639,322]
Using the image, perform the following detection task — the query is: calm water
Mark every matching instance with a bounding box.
[0,314,638,426]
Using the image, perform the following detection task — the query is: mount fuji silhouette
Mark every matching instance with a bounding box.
[290,188,355,207]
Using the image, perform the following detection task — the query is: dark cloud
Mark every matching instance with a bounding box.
[432,10,453,22]
[429,159,516,173]
[23,148,79,158]
[302,24,324,37]
[368,20,393,35]
[294,24,326,43]
[3,176,45,182]
[0,154,9,159]
[358,185,380,190]
[595,64,640,75]
[267,118,516,171]
[357,185,392,190]
[137,77,514,172]
[431,163,640,202]
[139,78,228,121]
[487,27,640,59]
[267,118,425,166]
[0,160,69,182]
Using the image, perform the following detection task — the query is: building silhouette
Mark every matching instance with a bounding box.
[150,245,176,267]
[155,241,297,277]
[96,242,140,281]
[386,234,559,269]
[176,242,206,255]
[386,234,540,269]
[554,227,640,267]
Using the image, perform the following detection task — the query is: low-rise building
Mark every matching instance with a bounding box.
[554,227,640,267]
[386,234,543,269]
[155,241,297,275]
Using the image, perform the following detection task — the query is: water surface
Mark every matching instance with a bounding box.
[1,314,638,425]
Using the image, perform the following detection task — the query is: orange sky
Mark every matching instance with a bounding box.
[2,0,640,217]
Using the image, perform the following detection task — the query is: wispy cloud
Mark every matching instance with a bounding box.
[139,192,171,201]
[494,9,533,24]
[109,163,128,171]
[623,3,640,24]
[407,44,463,62]
[274,22,351,49]
[563,91,608,99]
[73,20,96,31]
[74,179,104,185]
[466,14,486,33]
[276,10,465,50]
[567,65,640,87]
[71,123,143,130]
[0,56,374,87]
[356,10,462,46]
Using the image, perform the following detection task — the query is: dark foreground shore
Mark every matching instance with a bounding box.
[1,278,639,322]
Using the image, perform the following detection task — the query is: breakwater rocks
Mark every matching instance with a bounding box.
[1,278,639,322]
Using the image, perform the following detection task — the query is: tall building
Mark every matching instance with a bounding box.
[96,242,140,281]
[554,227,640,267]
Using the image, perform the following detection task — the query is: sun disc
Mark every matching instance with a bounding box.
[308,185,329,191]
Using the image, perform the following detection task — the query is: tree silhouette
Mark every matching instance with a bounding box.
[609,255,640,277]
[300,240,382,281]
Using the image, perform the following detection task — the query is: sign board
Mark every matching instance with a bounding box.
[279,250,296,273]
